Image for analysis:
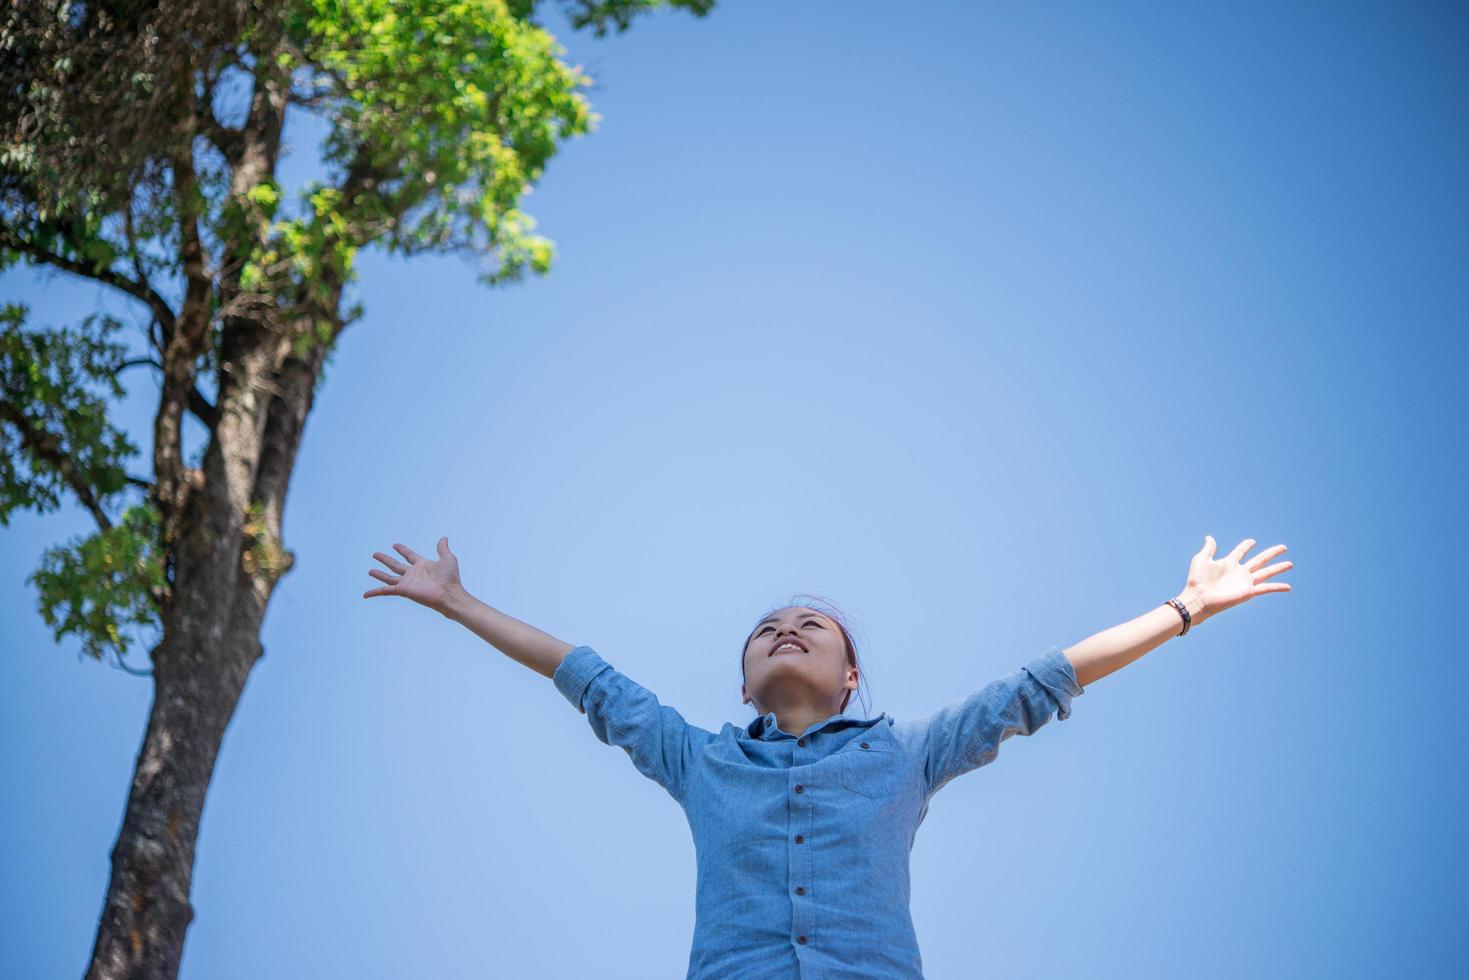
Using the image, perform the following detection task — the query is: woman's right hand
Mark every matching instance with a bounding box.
[363,536,463,612]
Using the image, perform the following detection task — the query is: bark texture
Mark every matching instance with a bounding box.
[84,330,331,979]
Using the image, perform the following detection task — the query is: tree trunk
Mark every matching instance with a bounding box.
[83,330,328,979]
[82,605,266,979]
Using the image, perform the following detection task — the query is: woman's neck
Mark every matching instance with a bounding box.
[759,702,845,736]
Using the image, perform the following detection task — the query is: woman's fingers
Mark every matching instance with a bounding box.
[365,539,449,600]
[1227,538,1257,562]
[1255,559,1293,582]
[364,566,400,599]
[1245,544,1287,571]
[373,551,408,574]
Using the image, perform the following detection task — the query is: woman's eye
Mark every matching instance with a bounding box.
[758,621,821,636]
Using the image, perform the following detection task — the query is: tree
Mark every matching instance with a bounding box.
[0,1,715,976]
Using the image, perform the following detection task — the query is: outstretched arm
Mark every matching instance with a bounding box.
[1062,534,1292,687]
[364,536,702,801]
[363,535,575,678]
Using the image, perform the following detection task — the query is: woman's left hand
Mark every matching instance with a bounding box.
[1186,535,1293,622]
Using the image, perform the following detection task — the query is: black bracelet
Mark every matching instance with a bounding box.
[1165,597,1192,636]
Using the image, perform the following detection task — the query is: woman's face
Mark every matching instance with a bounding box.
[741,607,857,713]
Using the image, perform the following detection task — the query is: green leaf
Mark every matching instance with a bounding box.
[27,503,166,662]
[0,308,142,527]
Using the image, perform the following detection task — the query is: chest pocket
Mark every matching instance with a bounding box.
[834,738,904,800]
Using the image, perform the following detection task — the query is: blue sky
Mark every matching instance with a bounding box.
[4,1,1466,977]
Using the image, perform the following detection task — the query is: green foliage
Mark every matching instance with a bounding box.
[556,0,718,38]
[1,303,162,663]
[0,304,142,526]
[0,0,716,666]
[282,0,600,286]
[28,502,167,663]
[242,500,294,580]
[0,0,258,214]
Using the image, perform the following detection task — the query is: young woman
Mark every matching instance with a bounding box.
[364,534,1291,978]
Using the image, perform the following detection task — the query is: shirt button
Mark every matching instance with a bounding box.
[794,784,804,794]
[797,935,808,945]
[797,738,806,747]
[795,834,804,844]
[796,886,806,895]
[860,741,870,749]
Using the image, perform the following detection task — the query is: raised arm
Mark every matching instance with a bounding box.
[897,646,1086,797]
[364,536,704,801]
[362,535,575,677]
[896,534,1293,797]
[1061,535,1293,687]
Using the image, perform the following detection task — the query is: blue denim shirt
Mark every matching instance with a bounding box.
[553,644,1085,979]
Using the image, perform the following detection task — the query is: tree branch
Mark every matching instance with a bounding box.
[233,54,288,195]
[114,357,220,430]
[197,59,246,166]
[121,200,175,349]
[153,132,214,554]
[213,53,290,342]
[187,384,220,430]
[201,118,244,164]
[0,230,177,336]
[0,402,114,533]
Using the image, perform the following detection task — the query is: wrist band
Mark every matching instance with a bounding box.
[1165,597,1192,636]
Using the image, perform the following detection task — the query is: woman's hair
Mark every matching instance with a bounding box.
[739,593,872,717]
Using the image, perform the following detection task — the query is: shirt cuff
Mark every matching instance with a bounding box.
[553,645,614,714]
[1023,645,1085,720]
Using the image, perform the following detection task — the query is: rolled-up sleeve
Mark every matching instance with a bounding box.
[908,645,1084,797]
[553,645,704,804]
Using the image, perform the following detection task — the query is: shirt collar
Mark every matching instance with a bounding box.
[745,708,886,741]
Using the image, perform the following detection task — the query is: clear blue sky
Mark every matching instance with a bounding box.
[4,1,1465,977]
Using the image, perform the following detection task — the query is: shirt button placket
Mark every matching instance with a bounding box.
[791,777,813,954]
